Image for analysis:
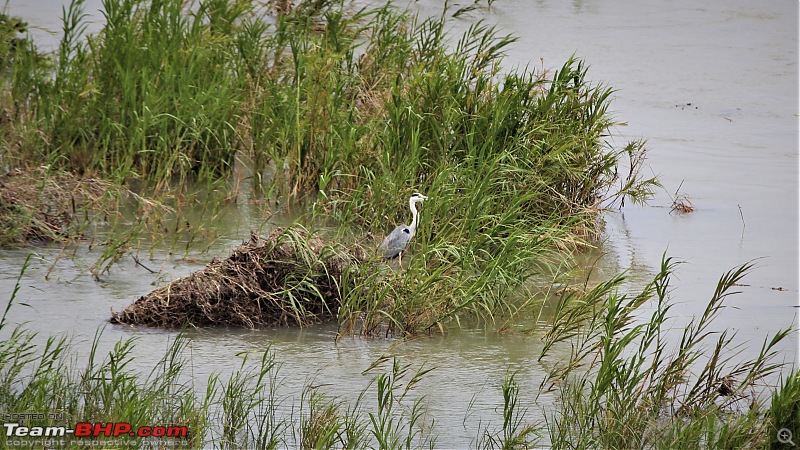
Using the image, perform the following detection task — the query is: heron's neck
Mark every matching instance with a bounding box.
[409,199,419,233]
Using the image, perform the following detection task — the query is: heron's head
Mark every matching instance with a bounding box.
[410,193,428,203]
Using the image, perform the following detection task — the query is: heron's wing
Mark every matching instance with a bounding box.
[380,225,412,258]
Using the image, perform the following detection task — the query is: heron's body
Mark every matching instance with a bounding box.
[381,225,413,259]
[380,193,427,262]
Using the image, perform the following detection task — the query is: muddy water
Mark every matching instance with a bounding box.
[3,0,799,446]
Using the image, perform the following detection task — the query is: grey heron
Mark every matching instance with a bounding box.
[379,193,428,266]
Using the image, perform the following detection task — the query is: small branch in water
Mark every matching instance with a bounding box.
[45,243,69,281]
[673,180,683,199]
[737,204,746,236]
[132,255,156,274]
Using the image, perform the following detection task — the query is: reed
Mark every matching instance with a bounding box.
[2,0,654,209]
[299,389,359,449]
[0,0,658,318]
[0,1,792,448]
[768,368,800,448]
[2,256,793,448]
[538,255,793,448]
[479,371,540,449]
[360,356,434,449]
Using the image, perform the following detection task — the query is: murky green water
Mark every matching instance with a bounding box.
[3,0,798,446]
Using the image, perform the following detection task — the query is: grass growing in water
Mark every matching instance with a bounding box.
[539,256,794,448]
[1,256,794,448]
[0,0,654,245]
[0,0,660,335]
[0,0,793,447]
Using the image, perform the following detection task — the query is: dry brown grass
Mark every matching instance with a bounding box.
[0,167,110,243]
[670,195,695,214]
[110,227,365,329]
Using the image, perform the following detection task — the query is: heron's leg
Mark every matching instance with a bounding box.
[398,251,403,270]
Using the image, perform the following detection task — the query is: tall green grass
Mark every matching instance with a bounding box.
[1,256,793,448]
[2,0,654,213]
[0,0,658,332]
[12,0,246,185]
[768,368,800,448]
[0,1,792,447]
[538,255,793,448]
[478,371,540,449]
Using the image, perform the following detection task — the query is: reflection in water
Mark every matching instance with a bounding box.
[2,0,798,446]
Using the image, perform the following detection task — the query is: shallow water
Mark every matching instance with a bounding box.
[3,0,799,446]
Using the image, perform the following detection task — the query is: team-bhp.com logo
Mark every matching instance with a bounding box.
[5,422,188,438]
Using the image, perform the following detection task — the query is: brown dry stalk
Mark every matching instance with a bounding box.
[110,227,363,329]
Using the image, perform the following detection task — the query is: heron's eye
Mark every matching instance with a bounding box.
[403,228,410,234]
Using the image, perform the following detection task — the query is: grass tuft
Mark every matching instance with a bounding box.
[538,255,793,448]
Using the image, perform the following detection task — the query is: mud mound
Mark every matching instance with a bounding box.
[110,227,364,329]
